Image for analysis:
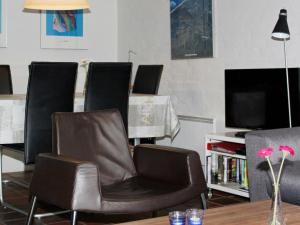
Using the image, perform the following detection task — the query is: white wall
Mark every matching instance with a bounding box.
[4,0,118,94]
[117,0,300,132]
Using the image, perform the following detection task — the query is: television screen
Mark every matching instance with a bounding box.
[225,68,300,130]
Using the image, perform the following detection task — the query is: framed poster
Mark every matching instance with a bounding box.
[170,0,213,59]
[0,0,7,48]
[41,10,88,49]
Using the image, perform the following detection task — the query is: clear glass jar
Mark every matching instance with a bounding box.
[169,211,186,225]
[186,208,204,225]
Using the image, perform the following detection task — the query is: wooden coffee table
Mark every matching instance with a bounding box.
[116,200,300,225]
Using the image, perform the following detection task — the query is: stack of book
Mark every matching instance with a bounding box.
[207,153,248,191]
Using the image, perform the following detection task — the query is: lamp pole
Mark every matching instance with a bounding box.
[284,39,292,128]
[272,9,291,128]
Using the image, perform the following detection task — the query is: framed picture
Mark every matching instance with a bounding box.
[0,0,7,48]
[41,10,88,49]
[170,0,213,59]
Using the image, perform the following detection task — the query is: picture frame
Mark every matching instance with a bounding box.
[170,0,213,59]
[0,0,7,48]
[41,10,88,49]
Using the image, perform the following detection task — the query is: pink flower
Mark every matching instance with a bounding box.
[257,147,274,158]
[279,145,295,156]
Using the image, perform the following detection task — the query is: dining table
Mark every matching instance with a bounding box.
[0,93,180,144]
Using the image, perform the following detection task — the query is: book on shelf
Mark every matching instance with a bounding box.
[217,154,224,183]
[209,152,249,190]
[211,153,218,184]
[207,142,246,155]
[207,156,212,184]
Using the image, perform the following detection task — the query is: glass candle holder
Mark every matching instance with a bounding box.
[169,211,186,225]
[186,208,204,225]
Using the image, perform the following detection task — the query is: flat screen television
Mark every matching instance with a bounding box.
[225,68,300,130]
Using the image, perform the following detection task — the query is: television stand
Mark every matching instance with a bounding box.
[235,131,249,138]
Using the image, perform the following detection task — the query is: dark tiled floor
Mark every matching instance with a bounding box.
[0,172,249,225]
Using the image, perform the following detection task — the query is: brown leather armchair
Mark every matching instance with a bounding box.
[26,109,207,225]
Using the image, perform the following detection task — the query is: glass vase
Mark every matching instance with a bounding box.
[268,185,285,225]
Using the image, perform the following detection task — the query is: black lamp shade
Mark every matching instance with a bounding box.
[272,9,290,40]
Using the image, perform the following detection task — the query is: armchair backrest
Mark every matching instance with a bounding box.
[246,127,300,201]
[0,65,13,94]
[84,62,132,134]
[24,62,77,164]
[132,65,163,95]
[52,109,137,186]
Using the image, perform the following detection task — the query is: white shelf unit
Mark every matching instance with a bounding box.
[205,133,249,198]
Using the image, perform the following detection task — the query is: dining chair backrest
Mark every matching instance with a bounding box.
[24,62,78,164]
[84,62,132,133]
[0,65,13,94]
[132,65,163,95]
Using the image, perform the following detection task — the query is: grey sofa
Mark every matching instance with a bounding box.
[245,127,300,205]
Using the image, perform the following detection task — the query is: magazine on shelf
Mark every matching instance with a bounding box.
[207,142,246,155]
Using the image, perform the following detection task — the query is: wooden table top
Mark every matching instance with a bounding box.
[116,200,300,225]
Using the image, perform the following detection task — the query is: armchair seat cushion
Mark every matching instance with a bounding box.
[101,176,197,213]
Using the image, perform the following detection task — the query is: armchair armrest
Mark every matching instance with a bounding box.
[30,153,101,211]
[133,144,206,193]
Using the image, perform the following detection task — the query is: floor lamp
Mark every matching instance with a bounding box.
[272,9,291,128]
[23,0,90,10]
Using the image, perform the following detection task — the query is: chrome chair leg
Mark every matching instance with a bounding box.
[34,209,71,219]
[71,211,78,225]
[26,196,37,225]
[200,192,207,210]
[0,146,27,215]
[152,211,158,218]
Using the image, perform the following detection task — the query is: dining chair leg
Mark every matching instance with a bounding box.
[71,211,78,225]
[200,192,207,210]
[26,196,37,225]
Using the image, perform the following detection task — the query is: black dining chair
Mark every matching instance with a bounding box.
[84,62,132,133]
[0,62,78,215]
[132,65,163,144]
[132,65,163,95]
[0,65,13,94]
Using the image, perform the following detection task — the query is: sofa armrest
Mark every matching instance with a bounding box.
[133,144,207,193]
[245,127,300,202]
[30,153,101,211]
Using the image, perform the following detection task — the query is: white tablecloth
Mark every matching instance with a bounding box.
[0,94,180,143]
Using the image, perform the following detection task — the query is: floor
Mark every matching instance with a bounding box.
[0,172,249,225]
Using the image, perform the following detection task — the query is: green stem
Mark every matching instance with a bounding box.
[266,157,277,225]
[272,185,278,225]
[276,154,286,187]
[271,153,286,225]
[266,157,276,185]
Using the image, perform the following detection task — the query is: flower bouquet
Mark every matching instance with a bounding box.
[257,145,295,225]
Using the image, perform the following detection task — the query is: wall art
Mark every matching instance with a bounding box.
[170,0,213,59]
[41,10,88,49]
